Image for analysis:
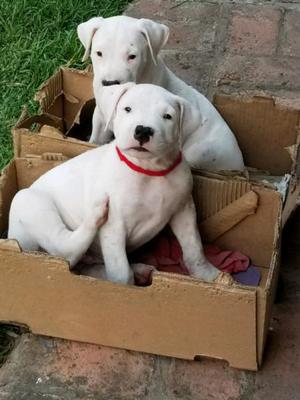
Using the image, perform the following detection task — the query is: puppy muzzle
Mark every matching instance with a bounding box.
[134,125,154,146]
[102,80,121,86]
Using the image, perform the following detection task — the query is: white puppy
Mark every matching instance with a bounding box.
[77,15,244,171]
[8,83,219,284]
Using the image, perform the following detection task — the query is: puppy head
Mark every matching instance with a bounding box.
[98,83,199,159]
[77,16,169,89]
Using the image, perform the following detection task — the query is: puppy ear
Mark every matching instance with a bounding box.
[175,96,205,148]
[97,83,136,131]
[137,19,169,65]
[77,17,103,62]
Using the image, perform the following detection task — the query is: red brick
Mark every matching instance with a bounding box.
[126,0,219,23]
[163,358,244,400]
[125,0,175,20]
[281,10,300,57]
[0,335,155,399]
[166,20,216,52]
[227,8,281,56]
[126,2,219,53]
[161,50,213,95]
[215,55,300,90]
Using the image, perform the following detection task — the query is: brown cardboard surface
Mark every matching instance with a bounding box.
[215,187,281,268]
[0,161,17,234]
[34,68,94,132]
[214,95,300,176]
[200,191,258,242]
[34,68,63,112]
[14,158,65,189]
[0,247,258,370]
[13,129,95,159]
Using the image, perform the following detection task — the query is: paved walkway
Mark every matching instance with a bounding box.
[1,1,300,399]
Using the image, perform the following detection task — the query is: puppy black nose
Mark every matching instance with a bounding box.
[134,125,154,146]
[102,80,120,86]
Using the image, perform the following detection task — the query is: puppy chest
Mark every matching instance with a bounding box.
[120,179,187,237]
[124,190,171,220]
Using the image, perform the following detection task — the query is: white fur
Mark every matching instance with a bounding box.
[8,84,219,285]
[77,15,244,171]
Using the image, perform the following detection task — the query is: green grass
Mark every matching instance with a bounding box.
[0,0,132,366]
[0,0,132,169]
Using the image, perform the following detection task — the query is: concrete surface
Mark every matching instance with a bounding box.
[1,1,300,399]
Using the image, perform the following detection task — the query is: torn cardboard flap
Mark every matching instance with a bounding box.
[33,68,94,136]
[200,190,258,242]
[64,92,80,104]
[67,98,95,140]
[34,68,63,111]
[13,126,95,159]
[0,239,21,252]
[14,113,64,133]
[196,168,293,202]
[39,125,64,139]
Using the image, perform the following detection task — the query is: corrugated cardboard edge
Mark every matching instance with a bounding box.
[12,129,95,159]
[256,200,282,365]
[34,66,94,122]
[0,160,17,234]
[199,191,258,242]
[34,68,63,112]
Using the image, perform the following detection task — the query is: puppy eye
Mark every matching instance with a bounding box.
[163,113,172,120]
[125,107,131,113]
[97,51,103,57]
[128,54,136,60]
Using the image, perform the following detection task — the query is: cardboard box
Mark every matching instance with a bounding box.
[0,155,282,370]
[3,67,299,370]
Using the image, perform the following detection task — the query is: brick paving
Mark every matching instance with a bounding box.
[1,1,300,399]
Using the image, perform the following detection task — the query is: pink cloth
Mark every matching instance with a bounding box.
[130,229,249,277]
[205,245,249,273]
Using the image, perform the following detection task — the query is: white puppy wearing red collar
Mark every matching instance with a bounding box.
[77,15,244,171]
[8,83,220,284]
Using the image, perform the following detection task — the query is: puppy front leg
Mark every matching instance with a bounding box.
[99,225,133,284]
[169,196,220,282]
[89,107,105,144]
[89,107,112,145]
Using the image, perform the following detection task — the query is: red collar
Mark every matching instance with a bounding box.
[116,146,182,177]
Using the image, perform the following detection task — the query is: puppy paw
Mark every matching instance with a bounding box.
[86,195,109,229]
[132,263,156,286]
[106,267,134,285]
[192,262,220,282]
[213,271,235,286]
